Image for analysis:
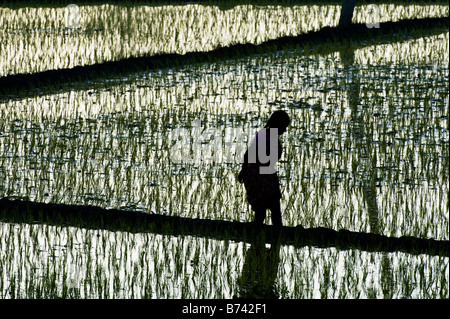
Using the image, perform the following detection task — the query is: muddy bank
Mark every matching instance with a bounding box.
[0,197,447,256]
[1,17,447,100]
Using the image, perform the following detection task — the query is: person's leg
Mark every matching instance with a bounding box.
[253,208,266,225]
[268,199,282,228]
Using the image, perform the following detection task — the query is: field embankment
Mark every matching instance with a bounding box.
[0,197,447,257]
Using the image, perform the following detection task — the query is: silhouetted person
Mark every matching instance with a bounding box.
[238,110,290,227]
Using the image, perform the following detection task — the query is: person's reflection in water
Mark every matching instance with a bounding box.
[235,231,281,299]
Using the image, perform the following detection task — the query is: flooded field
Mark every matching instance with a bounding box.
[0,1,448,299]
[0,221,447,298]
[1,2,448,76]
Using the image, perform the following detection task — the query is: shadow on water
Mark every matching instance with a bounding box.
[340,45,380,234]
[0,198,447,257]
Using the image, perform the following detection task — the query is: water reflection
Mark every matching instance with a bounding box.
[340,45,380,234]
[236,231,281,299]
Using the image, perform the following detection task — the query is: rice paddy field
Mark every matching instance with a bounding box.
[0,0,449,299]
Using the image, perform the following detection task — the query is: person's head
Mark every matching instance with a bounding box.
[265,110,290,135]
